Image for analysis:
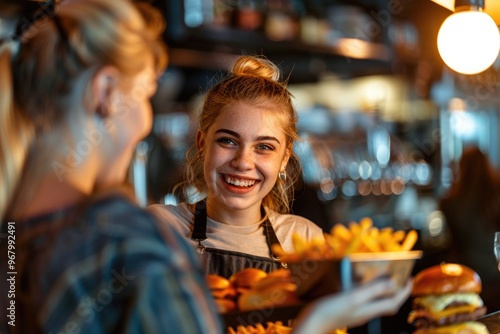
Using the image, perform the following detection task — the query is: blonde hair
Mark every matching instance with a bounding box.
[0,0,167,220]
[181,55,301,213]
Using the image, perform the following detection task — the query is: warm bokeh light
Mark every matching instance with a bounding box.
[431,0,500,25]
[437,10,500,75]
[431,0,455,11]
[485,0,500,25]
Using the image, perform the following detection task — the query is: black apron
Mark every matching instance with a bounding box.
[191,200,287,278]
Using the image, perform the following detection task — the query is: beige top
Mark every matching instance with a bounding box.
[148,202,325,258]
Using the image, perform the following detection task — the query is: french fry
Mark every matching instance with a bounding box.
[401,229,418,251]
[367,227,379,239]
[345,232,364,254]
[271,244,286,257]
[359,217,373,231]
[392,230,406,242]
[237,325,248,334]
[227,322,293,334]
[378,227,394,239]
[324,234,347,257]
[360,233,382,252]
[382,241,402,252]
[348,221,362,236]
[331,329,348,334]
[291,232,307,255]
[332,223,352,242]
[307,237,327,259]
[255,324,265,332]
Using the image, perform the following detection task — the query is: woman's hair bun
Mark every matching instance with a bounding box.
[231,55,281,82]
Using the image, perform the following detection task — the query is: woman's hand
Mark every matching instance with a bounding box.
[293,278,413,334]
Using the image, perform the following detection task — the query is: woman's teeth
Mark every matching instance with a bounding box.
[224,176,256,187]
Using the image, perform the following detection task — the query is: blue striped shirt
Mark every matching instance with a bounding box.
[0,191,223,333]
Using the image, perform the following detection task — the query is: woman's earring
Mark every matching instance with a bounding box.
[279,171,287,182]
[196,149,204,161]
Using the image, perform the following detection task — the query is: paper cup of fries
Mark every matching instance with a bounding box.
[273,218,422,300]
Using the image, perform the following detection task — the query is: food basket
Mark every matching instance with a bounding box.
[288,250,423,300]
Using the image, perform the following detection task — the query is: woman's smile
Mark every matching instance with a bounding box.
[222,174,258,188]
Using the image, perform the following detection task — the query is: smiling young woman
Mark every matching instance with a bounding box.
[148,55,324,278]
[145,54,413,334]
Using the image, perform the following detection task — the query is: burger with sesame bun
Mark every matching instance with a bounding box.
[408,263,488,334]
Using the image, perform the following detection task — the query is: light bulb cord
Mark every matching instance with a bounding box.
[455,0,484,10]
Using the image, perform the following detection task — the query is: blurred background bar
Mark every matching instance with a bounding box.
[2,0,500,333]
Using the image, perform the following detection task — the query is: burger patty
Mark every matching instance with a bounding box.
[411,305,487,328]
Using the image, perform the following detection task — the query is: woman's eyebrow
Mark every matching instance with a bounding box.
[215,129,281,144]
[215,129,239,137]
[256,136,281,144]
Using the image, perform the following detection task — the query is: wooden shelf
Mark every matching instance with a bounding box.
[168,26,390,60]
[166,26,394,83]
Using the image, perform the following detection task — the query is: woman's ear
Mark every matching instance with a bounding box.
[92,66,120,118]
[196,130,204,151]
[281,146,291,171]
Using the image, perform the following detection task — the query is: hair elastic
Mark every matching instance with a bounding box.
[52,14,86,67]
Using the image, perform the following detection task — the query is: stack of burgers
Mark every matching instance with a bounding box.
[205,268,299,313]
[408,263,489,334]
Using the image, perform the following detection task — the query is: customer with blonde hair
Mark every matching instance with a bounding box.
[0,1,222,332]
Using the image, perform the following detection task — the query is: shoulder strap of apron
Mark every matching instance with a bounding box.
[192,200,207,253]
[261,207,287,268]
[191,201,286,267]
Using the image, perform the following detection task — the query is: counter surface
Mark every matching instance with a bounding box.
[479,311,500,334]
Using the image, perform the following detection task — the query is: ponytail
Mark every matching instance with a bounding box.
[0,0,167,221]
[0,43,34,222]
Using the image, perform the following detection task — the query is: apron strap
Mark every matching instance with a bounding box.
[192,200,207,240]
[192,200,207,253]
[261,206,287,268]
[191,201,286,268]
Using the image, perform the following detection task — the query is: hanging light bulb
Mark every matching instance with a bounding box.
[437,0,500,75]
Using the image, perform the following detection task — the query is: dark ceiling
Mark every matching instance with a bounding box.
[0,0,451,69]
[0,0,454,98]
